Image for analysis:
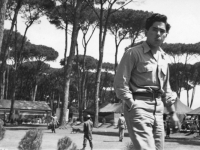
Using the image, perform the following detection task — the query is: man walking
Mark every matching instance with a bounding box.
[51,114,58,133]
[114,13,180,150]
[118,113,126,142]
[82,114,93,150]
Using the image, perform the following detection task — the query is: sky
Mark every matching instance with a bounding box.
[4,0,200,109]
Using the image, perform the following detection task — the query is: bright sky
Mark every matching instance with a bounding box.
[4,0,200,109]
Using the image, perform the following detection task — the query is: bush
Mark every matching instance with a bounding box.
[124,142,134,150]
[18,129,43,150]
[0,119,5,141]
[57,136,77,150]
[0,125,6,141]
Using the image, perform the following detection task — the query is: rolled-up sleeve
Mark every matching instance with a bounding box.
[114,50,136,102]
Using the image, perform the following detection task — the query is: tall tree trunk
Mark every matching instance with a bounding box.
[33,84,38,101]
[52,91,55,114]
[0,71,5,99]
[5,65,9,99]
[0,0,22,92]
[0,0,8,99]
[76,44,83,122]
[114,43,119,75]
[60,77,70,128]
[59,1,82,128]
[94,48,104,127]
[186,84,190,107]
[190,85,196,108]
[0,0,7,54]
[57,93,60,108]
[8,68,17,122]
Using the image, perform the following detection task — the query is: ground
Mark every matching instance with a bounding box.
[0,123,200,150]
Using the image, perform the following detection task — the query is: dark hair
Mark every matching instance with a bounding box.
[145,13,171,33]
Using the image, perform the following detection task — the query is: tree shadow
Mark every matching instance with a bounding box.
[93,131,129,137]
[165,137,200,146]
[103,140,120,142]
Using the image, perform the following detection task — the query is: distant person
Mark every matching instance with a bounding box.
[51,114,58,133]
[82,114,93,150]
[117,113,126,142]
[114,13,180,150]
[102,117,106,124]
[190,120,197,134]
[165,116,171,138]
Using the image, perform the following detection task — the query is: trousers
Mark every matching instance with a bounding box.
[124,97,164,150]
[83,134,93,149]
[119,126,125,141]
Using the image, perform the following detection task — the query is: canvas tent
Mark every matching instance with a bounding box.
[85,98,192,124]
[100,103,123,113]
[0,99,51,120]
[187,107,200,136]
[84,103,124,125]
[164,99,192,122]
[99,103,123,125]
[187,107,200,115]
[100,99,192,124]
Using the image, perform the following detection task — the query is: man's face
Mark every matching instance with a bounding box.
[145,21,167,48]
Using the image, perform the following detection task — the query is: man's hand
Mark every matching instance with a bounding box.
[170,113,181,131]
[125,99,135,111]
[165,92,177,106]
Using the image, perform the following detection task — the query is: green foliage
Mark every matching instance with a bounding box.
[18,129,43,150]
[57,136,77,150]
[0,119,6,141]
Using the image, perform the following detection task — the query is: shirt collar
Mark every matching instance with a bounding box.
[142,41,151,53]
[142,41,162,53]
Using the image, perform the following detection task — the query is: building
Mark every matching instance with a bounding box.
[0,99,51,122]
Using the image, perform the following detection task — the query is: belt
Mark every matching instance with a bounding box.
[133,92,162,99]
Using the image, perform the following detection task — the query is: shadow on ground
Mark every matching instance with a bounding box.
[93,131,129,137]
[165,136,200,146]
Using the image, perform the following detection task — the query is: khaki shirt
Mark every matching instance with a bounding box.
[118,116,126,129]
[114,41,175,106]
[84,119,93,137]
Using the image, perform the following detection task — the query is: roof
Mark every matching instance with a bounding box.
[100,103,123,113]
[84,102,123,114]
[187,107,200,115]
[164,99,192,114]
[85,99,192,115]
[101,100,192,114]
[0,99,51,111]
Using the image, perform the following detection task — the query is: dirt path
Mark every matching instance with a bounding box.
[1,124,200,150]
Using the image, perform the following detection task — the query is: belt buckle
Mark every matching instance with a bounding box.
[152,92,155,100]
[154,92,161,99]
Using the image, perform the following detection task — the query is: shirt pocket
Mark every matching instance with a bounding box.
[136,62,153,81]
[137,62,153,73]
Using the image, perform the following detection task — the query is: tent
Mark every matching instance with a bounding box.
[187,107,200,115]
[0,99,51,120]
[187,107,200,136]
[85,99,192,124]
[100,103,123,113]
[164,99,192,122]
[84,103,123,125]
[101,99,192,124]
[99,103,123,125]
